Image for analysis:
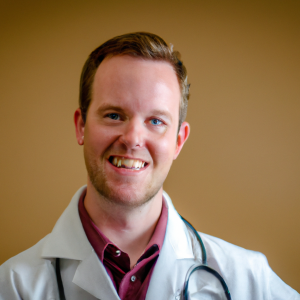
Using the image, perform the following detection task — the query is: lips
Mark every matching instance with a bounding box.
[109,156,147,170]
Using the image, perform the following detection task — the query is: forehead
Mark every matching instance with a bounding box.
[94,55,179,86]
[91,55,181,113]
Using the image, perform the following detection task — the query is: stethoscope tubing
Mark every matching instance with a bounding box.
[180,216,231,300]
[180,216,207,264]
[56,258,66,300]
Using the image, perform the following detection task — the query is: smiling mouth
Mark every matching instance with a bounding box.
[109,156,148,170]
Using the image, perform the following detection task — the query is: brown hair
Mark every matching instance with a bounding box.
[79,32,190,129]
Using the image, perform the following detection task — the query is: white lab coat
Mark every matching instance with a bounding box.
[0,186,299,300]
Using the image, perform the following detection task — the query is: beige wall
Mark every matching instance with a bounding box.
[0,0,299,292]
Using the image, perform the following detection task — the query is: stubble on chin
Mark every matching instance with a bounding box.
[86,158,162,209]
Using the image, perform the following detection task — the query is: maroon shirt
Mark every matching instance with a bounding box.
[78,191,168,300]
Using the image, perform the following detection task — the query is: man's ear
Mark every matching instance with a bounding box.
[74,108,85,145]
[174,121,190,159]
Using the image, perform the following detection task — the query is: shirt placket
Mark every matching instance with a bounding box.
[118,249,159,300]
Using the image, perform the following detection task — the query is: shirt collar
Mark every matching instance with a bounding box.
[78,189,110,261]
[78,190,168,262]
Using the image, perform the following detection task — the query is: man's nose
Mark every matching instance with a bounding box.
[119,119,145,149]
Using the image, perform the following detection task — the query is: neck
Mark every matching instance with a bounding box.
[84,181,163,268]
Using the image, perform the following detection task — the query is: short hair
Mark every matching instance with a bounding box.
[79,32,190,129]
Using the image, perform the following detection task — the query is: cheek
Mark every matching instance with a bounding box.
[85,125,118,154]
[149,135,177,166]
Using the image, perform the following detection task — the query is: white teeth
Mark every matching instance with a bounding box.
[113,157,118,166]
[111,157,146,169]
[128,159,134,168]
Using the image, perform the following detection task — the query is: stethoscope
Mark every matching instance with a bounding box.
[180,216,231,300]
[55,216,231,300]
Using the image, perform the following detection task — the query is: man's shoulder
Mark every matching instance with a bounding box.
[201,232,264,258]
[199,232,269,273]
[0,235,52,275]
[0,235,60,300]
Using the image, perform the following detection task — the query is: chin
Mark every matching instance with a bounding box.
[92,176,161,208]
[109,185,161,208]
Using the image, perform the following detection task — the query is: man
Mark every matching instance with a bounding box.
[0,32,299,300]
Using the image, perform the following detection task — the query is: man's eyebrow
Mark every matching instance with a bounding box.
[96,104,125,114]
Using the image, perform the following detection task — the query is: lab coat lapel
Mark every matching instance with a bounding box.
[73,249,120,300]
[146,192,196,300]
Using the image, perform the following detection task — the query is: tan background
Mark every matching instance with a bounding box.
[0,0,299,292]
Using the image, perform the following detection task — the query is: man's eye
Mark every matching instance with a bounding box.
[150,119,163,125]
[107,113,120,120]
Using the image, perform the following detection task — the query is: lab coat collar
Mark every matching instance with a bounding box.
[162,191,195,260]
[41,186,91,260]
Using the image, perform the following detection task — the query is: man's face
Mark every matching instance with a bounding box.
[75,55,189,207]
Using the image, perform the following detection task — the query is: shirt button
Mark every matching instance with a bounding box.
[115,250,121,257]
[130,275,136,282]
